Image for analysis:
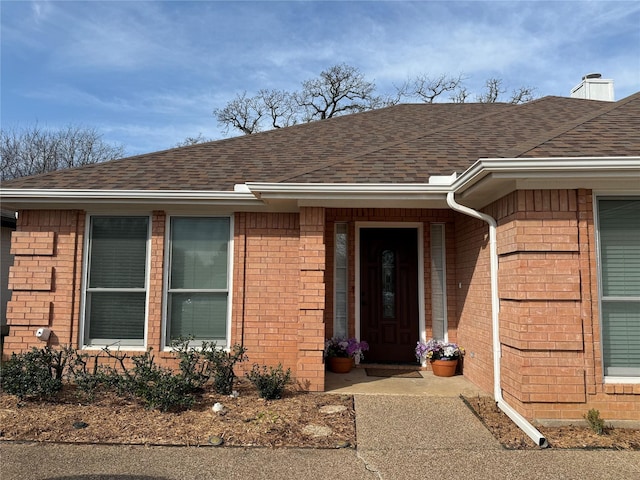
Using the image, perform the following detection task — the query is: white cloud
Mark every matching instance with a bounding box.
[2,1,638,154]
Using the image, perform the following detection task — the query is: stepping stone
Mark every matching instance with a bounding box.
[319,405,347,414]
[302,424,332,437]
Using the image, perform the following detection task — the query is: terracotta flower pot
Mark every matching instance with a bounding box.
[430,358,458,377]
[327,356,354,373]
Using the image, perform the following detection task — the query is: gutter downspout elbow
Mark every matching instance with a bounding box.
[446,192,548,448]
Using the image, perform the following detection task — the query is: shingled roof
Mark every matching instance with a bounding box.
[3,93,639,192]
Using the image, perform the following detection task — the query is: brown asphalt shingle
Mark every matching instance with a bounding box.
[2,93,639,191]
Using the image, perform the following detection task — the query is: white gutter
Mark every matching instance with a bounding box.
[0,188,261,207]
[446,191,548,448]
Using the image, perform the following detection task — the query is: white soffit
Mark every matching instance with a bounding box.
[454,157,640,206]
[0,189,263,211]
[245,183,451,208]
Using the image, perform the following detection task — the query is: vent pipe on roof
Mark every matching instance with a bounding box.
[570,73,614,101]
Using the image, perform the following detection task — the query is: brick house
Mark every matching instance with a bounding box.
[1,90,639,440]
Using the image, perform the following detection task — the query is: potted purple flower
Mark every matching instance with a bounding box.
[324,337,369,373]
[415,339,464,377]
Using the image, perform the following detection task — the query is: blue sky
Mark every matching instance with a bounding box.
[2,1,639,156]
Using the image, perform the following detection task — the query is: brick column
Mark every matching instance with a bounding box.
[298,207,326,391]
[5,210,84,354]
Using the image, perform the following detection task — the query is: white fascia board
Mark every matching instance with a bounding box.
[453,157,640,205]
[0,189,262,208]
[246,182,450,201]
[455,157,640,190]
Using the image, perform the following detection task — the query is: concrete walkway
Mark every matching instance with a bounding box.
[2,372,639,479]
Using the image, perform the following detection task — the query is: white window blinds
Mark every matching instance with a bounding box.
[598,199,640,377]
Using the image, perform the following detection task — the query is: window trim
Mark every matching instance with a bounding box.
[333,222,348,338]
[162,214,234,350]
[80,214,152,350]
[595,194,640,383]
[430,223,448,342]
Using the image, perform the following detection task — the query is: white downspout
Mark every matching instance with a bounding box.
[446,192,548,448]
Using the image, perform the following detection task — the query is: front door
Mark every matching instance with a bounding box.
[360,228,419,363]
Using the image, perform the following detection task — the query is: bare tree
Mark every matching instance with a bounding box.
[295,63,381,121]
[477,78,504,103]
[508,86,536,104]
[213,92,264,135]
[477,78,535,104]
[450,86,471,103]
[0,124,125,181]
[213,63,537,136]
[214,64,385,134]
[404,74,465,103]
[258,89,298,129]
[174,133,213,147]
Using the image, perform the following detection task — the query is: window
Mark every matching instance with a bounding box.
[430,224,447,341]
[166,217,231,346]
[334,223,348,338]
[84,216,149,346]
[597,198,640,378]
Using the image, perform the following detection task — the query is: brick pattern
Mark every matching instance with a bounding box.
[500,299,583,350]
[501,345,586,404]
[8,265,53,291]
[485,189,639,422]
[232,212,306,385]
[297,207,327,391]
[499,253,581,301]
[453,212,495,394]
[10,231,55,255]
[4,210,83,349]
[146,211,166,350]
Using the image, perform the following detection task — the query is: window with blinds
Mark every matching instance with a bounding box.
[84,216,149,346]
[333,223,348,339]
[166,217,231,346]
[598,198,640,377]
[430,224,447,341]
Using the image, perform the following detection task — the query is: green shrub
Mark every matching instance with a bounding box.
[201,343,248,395]
[171,338,209,391]
[0,346,71,400]
[123,349,197,411]
[584,408,605,435]
[246,363,291,400]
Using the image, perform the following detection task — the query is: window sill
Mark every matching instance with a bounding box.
[604,377,640,384]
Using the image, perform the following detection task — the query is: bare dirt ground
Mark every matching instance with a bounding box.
[1,384,639,449]
[463,395,640,450]
[0,382,355,448]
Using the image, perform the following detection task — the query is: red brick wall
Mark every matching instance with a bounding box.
[488,189,640,422]
[231,210,325,391]
[453,211,495,394]
[5,210,85,354]
[3,210,322,390]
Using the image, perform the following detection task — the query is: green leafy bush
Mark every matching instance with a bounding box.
[0,346,71,400]
[171,338,209,391]
[246,363,291,400]
[201,343,248,395]
[113,349,197,412]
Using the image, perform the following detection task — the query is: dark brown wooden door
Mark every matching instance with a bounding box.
[360,228,419,363]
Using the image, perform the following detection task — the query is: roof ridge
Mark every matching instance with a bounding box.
[273,102,518,183]
[503,92,640,158]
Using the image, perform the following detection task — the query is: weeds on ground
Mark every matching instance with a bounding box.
[584,408,606,435]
